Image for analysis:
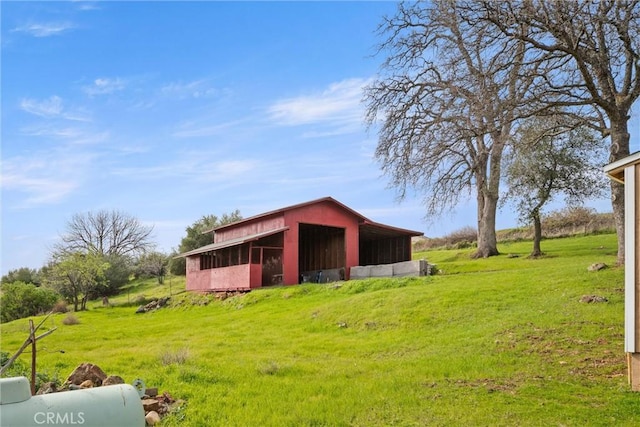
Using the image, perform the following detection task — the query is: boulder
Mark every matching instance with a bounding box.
[103,375,125,386]
[145,411,161,426]
[580,295,608,303]
[588,263,607,272]
[142,398,161,412]
[145,387,158,397]
[79,379,94,388]
[36,381,57,395]
[65,363,107,386]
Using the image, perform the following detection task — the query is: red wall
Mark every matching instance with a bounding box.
[186,256,258,291]
[186,199,363,290]
[282,200,360,285]
[216,216,285,242]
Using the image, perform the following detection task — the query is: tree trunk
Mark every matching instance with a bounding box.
[530,209,543,258]
[609,119,630,266]
[474,186,500,258]
[473,145,502,259]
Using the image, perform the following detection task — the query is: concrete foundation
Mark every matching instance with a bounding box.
[350,259,433,280]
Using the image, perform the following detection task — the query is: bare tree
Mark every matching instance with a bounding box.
[482,0,640,264]
[136,251,168,284]
[57,210,154,257]
[504,118,607,257]
[365,1,538,258]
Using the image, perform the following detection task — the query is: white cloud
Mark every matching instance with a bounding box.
[111,152,261,186]
[12,22,74,37]
[267,78,371,131]
[20,96,63,117]
[74,1,101,11]
[19,96,91,121]
[83,77,126,96]
[21,125,109,145]
[0,151,94,208]
[160,79,218,99]
[172,118,248,138]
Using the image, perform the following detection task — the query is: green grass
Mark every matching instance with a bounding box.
[2,234,637,426]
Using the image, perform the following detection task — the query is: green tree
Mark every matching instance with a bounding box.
[1,267,40,286]
[43,253,109,311]
[170,210,242,275]
[0,282,59,323]
[504,120,607,257]
[101,254,133,296]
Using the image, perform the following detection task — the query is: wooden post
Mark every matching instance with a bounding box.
[0,314,56,378]
[30,319,36,395]
[630,354,640,391]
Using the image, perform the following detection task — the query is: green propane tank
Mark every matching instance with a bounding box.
[0,376,145,426]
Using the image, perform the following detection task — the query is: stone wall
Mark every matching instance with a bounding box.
[350,259,434,280]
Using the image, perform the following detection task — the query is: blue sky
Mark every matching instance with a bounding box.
[0,1,629,276]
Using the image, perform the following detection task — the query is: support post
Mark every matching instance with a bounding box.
[30,319,36,395]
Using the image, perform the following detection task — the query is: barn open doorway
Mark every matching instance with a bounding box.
[298,223,346,283]
[251,232,284,287]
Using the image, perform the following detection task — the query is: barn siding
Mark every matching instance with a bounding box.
[184,197,422,292]
[216,217,285,242]
[186,263,254,292]
[282,200,360,285]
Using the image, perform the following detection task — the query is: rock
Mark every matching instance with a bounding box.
[65,363,107,386]
[136,297,171,314]
[145,411,161,426]
[36,381,57,395]
[580,295,608,303]
[79,379,94,388]
[103,375,125,386]
[588,263,607,272]
[145,387,158,397]
[142,398,161,412]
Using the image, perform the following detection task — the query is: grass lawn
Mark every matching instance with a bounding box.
[1,234,638,426]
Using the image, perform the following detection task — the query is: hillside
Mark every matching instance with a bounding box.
[2,234,639,426]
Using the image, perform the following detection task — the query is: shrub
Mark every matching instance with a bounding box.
[0,282,59,323]
[414,226,478,250]
[542,207,615,237]
[62,313,80,325]
[51,300,68,314]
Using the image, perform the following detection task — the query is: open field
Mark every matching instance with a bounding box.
[2,234,638,426]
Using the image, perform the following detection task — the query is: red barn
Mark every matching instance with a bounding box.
[181,197,423,292]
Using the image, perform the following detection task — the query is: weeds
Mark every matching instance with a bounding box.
[160,348,190,366]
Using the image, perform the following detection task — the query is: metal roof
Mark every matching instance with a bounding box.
[359,220,423,241]
[204,196,423,237]
[178,227,289,258]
